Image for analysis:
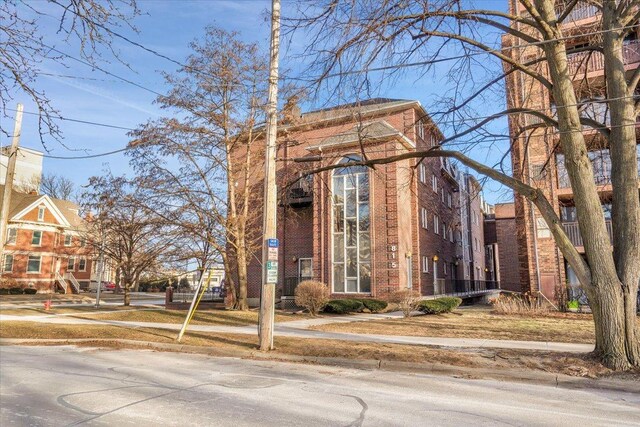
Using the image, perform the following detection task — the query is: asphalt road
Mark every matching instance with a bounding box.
[1,346,639,427]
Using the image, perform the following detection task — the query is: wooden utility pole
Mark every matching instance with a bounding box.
[0,104,24,260]
[258,0,281,351]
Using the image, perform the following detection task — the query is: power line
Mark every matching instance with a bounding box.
[5,107,136,131]
[42,147,130,159]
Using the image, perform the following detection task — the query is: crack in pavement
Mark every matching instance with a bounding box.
[341,394,368,427]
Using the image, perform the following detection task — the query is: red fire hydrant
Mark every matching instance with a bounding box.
[43,300,52,310]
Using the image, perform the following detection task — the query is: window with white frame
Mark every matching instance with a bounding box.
[417,120,425,140]
[64,234,72,246]
[6,228,17,245]
[433,215,439,234]
[443,262,448,275]
[443,222,447,240]
[27,255,41,273]
[332,156,371,294]
[432,174,438,193]
[422,256,429,273]
[449,227,454,243]
[38,206,45,221]
[78,257,87,272]
[67,257,75,271]
[31,230,42,246]
[441,189,445,204]
[3,254,13,272]
[420,207,428,229]
[447,193,452,208]
[474,237,479,252]
[419,163,426,184]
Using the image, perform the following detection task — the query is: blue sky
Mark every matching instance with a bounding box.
[4,0,513,204]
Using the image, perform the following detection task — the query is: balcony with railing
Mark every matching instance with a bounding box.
[554,0,599,23]
[283,175,313,208]
[556,146,640,192]
[567,39,640,77]
[562,220,613,247]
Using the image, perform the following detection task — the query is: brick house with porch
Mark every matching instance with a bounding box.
[1,185,93,293]
[238,98,495,306]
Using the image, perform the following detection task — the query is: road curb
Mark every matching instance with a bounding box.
[2,338,638,394]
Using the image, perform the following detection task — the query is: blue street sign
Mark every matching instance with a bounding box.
[267,238,279,248]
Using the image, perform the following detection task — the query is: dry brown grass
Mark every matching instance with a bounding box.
[0,307,309,326]
[2,321,634,379]
[312,307,601,344]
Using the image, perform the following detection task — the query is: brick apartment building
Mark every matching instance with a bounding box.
[1,185,93,293]
[504,1,640,298]
[239,98,495,306]
[484,203,520,292]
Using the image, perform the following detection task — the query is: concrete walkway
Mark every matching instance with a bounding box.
[0,312,594,353]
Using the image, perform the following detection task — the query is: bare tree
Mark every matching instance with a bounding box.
[82,174,174,306]
[287,0,640,370]
[1,0,139,145]
[128,27,267,310]
[40,173,75,200]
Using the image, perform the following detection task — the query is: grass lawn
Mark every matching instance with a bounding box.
[0,321,630,380]
[0,307,309,326]
[311,307,602,344]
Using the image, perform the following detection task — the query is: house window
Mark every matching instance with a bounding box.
[420,207,428,229]
[67,257,75,271]
[422,256,429,273]
[474,237,479,252]
[537,217,552,238]
[447,193,452,208]
[443,222,447,240]
[31,230,42,246]
[38,206,45,221]
[433,215,439,235]
[417,120,425,140]
[3,254,13,272]
[450,227,454,243]
[64,234,72,246]
[80,238,86,247]
[6,228,17,245]
[443,262,448,276]
[332,156,371,294]
[27,255,41,273]
[432,174,438,193]
[441,189,445,204]
[419,163,426,184]
[78,257,87,272]
[298,258,312,279]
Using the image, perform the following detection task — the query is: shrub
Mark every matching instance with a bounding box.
[360,298,388,313]
[323,299,364,314]
[490,293,549,315]
[9,287,23,295]
[294,280,330,316]
[418,297,462,314]
[24,288,37,295]
[387,289,422,318]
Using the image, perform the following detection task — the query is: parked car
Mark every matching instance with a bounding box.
[88,281,117,292]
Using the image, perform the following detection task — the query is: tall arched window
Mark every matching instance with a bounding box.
[332,156,371,293]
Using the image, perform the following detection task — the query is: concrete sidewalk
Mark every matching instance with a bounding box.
[0,312,594,353]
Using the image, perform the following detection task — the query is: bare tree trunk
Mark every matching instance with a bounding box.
[124,284,131,306]
[235,244,249,310]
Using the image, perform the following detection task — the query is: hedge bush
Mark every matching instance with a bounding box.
[418,297,462,314]
[294,280,330,316]
[323,299,364,314]
[24,288,37,295]
[360,298,388,313]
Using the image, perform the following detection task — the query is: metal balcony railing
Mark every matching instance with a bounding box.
[554,1,599,22]
[562,220,613,247]
[433,279,500,296]
[567,40,640,77]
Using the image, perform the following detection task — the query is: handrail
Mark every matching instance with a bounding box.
[55,273,68,294]
[64,272,80,293]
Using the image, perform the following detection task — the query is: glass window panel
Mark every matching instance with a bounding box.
[358,174,369,201]
[346,248,357,277]
[358,203,370,231]
[32,231,42,245]
[345,174,357,189]
[299,259,312,278]
[346,279,358,293]
[3,255,13,272]
[27,256,40,273]
[333,264,344,292]
[359,233,370,260]
[67,257,75,270]
[345,189,356,217]
[333,233,344,262]
[333,204,344,232]
[346,219,357,246]
[359,263,371,293]
[333,176,344,204]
